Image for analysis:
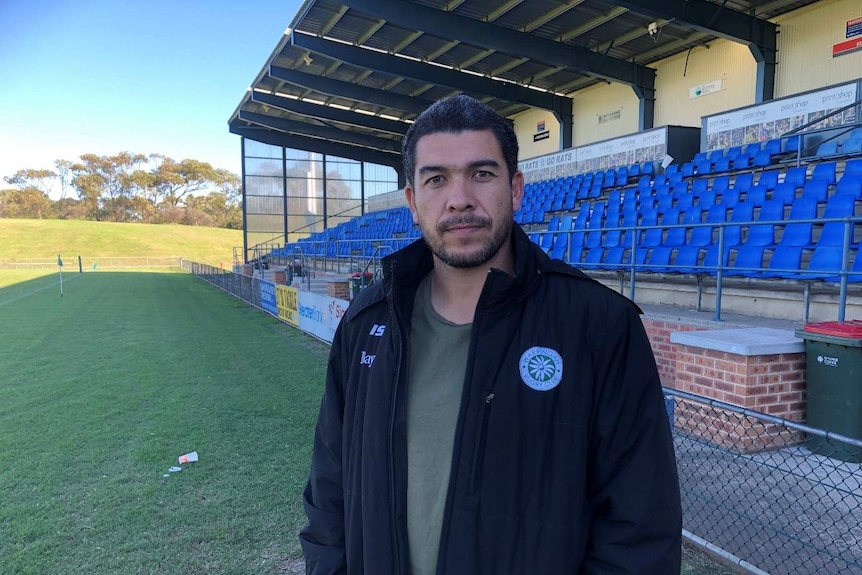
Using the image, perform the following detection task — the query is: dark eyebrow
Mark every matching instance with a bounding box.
[417,159,501,177]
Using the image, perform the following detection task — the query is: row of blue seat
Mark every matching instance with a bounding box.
[549,243,862,282]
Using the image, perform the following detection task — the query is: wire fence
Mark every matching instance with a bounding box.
[0,257,182,270]
[182,262,862,574]
[669,388,862,574]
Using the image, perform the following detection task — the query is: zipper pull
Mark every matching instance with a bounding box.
[484,392,495,404]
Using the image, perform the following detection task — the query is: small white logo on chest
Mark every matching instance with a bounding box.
[360,351,376,366]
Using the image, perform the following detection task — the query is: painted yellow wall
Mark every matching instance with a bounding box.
[773,0,862,97]
[571,83,640,146]
[653,39,758,128]
[513,107,565,161]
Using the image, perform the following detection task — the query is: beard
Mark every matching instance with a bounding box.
[419,213,513,268]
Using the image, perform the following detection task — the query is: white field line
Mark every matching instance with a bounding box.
[0,273,82,308]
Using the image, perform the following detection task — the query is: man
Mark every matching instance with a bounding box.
[300,95,682,574]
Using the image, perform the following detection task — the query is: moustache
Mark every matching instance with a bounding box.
[437,215,492,233]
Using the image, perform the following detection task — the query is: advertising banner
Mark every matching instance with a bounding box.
[297,291,349,344]
[518,127,667,183]
[276,285,299,326]
[259,280,278,317]
[703,83,858,150]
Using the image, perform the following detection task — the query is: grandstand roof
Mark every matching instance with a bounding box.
[229,0,819,170]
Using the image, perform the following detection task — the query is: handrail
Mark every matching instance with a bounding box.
[536,213,862,322]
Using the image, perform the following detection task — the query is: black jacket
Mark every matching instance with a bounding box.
[300,225,682,574]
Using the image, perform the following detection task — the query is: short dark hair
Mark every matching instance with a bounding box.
[402,95,519,186]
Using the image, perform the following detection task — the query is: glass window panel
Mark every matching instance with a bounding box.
[244,139,282,159]
[327,160,361,181]
[244,157,284,177]
[246,196,284,214]
[286,148,322,163]
[246,214,284,233]
[245,175,283,197]
[326,179,361,200]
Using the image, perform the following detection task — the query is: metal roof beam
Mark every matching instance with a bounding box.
[290,32,571,113]
[339,0,655,90]
[269,65,431,115]
[250,91,410,135]
[231,122,401,169]
[610,0,777,49]
[238,110,402,153]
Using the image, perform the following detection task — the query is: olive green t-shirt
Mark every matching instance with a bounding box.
[406,275,472,575]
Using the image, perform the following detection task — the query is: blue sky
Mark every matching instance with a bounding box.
[0,0,303,192]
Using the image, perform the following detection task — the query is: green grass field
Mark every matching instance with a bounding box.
[0,269,327,574]
[0,267,736,574]
[0,219,242,267]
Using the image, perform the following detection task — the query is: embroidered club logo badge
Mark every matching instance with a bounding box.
[519,346,563,391]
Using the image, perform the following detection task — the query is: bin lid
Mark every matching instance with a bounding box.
[803,320,862,339]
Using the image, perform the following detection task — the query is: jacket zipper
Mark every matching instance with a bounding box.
[387,268,404,574]
[469,391,495,492]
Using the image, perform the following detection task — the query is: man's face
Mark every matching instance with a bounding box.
[405,129,524,269]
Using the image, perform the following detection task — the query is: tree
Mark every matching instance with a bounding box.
[149,158,234,207]
[70,152,147,221]
[4,168,57,196]
[0,188,54,219]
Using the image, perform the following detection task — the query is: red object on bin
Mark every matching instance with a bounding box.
[802,320,862,339]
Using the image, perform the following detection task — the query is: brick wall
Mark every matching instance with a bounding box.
[642,319,701,388]
[327,279,351,300]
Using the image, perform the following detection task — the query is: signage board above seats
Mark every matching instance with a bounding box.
[702,81,860,151]
[518,127,667,183]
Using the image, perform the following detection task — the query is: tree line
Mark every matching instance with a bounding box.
[0,153,242,229]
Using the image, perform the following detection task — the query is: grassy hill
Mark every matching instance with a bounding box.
[0,219,242,266]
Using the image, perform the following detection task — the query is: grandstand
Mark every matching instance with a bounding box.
[220,1,862,572]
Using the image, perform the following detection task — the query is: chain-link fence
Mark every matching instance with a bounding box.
[669,388,862,574]
[183,261,262,309]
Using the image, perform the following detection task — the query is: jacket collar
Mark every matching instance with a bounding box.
[381,223,550,310]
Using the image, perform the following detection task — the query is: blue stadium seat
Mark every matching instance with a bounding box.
[758,170,780,191]
[696,159,712,175]
[783,166,808,189]
[712,175,731,195]
[732,153,752,171]
[746,184,768,207]
[682,162,695,177]
[581,247,605,269]
[752,149,772,167]
[801,244,845,281]
[801,178,829,202]
[550,233,570,260]
[817,140,839,156]
[547,216,561,232]
[732,173,754,193]
[764,139,782,156]
[725,202,754,247]
[702,243,731,275]
[603,247,629,271]
[842,137,862,155]
[770,181,797,205]
[673,246,702,273]
[849,247,862,283]
[721,187,741,207]
[846,159,862,178]
[727,245,767,277]
[746,200,781,247]
[811,162,837,185]
[761,245,804,279]
[743,142,763,156]
[779,196,817,247]
[783,135,801,155]
[692,178,709,198]
[644,246,674,272]
[664,164,679,176]
[818,194,856,246]
[835,174,862,199]
[714,155,731,173]
[726,146,742,160]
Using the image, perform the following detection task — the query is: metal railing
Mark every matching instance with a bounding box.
[668,388,862,575]
[530,214,862,322]
[0,256,182,270]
